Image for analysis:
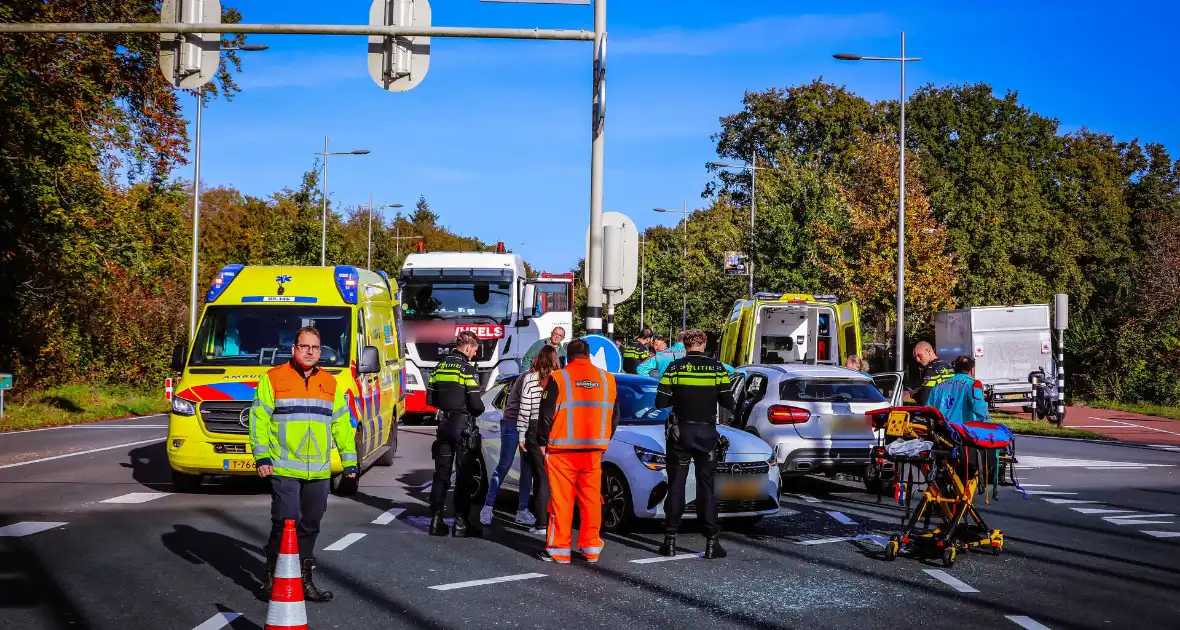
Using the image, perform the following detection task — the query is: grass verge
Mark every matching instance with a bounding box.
[992,413,1114,441]
[1079,400,1180,421]
[0,384,168,432]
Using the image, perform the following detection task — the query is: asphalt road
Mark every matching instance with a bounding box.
[2,416,1178,630]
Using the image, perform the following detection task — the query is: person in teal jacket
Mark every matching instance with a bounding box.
[637,334,736,380]
[925,355,990,426]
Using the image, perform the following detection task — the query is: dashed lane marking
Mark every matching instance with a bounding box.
[1085,466,1147,470]
[0,521,68,537]
[786,493,822,503]
[101,492,168,504]
[826,511,857,525]
[1104,514,1175,526]
[631,553,704,564]
[1017,455,1171,469]
[923,569,980,593]
[323,533,366,551]
[1023,491,1077,496]
[192,611,241,630]
[1017,484,1052,487]
[1142,530,1180,538]
[428,573,546,591]
[1042,499,1100,504]
[795,534,886,547]
[1071,508,1135,515]
[372,508,406,525]
[0,438,165,470]
[1006,615,1054,629]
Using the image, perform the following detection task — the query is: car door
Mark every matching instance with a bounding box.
[871,372,904,407]
[478,382,511,475]
[719,370,746,426]
[737,373,769,431]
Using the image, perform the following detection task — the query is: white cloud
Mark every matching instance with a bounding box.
[612,13,892,56]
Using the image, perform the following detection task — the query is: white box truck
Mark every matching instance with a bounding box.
[934,305,1054,410]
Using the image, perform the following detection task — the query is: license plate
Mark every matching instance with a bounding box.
[834,417,867,431]
[223,459,256,471]
[999,394,1024,400]
[717,477,763,501]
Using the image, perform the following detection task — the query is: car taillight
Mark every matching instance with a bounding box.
[768,405,810,424]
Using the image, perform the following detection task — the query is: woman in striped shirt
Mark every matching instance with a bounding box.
[521,345,560,535]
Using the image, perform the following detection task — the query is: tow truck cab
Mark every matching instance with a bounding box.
[719,293,862,367]
[399,246,573,419]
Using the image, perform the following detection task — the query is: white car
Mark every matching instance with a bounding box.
[474,373,781,532]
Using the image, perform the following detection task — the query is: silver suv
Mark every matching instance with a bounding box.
[723,365,903,488]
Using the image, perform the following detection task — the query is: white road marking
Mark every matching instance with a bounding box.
[0,416,169,435]
[101,492,168,504]
[428,573,546,591]
[1106,520,1175,526]
[323,533,366,551]
[1017,484,1052,487]
[1042,499,1100,504]
[631,553,704,563]
[421,482,432,493]
[0,438,164,470]
[1090,417,1180,437]
[70,425,168,429]
[0,521,68,537]
[1016,455,1171,469]
[1023,491,1077,496]
[1142,530,1180,538]
[1103,514,1175,526]
[1105,513,1175,521]
[923,569,980,593]
[1071,508,1135,515]
[795,534,883,546]
[1006,615,1053,630]
[826,511,857,525]
[192,611,241,630]
[786,493,822,503]
[1148,444,1180,452]
[372,508,406,525]
[1085,466,1147,470]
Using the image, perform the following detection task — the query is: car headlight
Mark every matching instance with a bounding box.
[766,455,778,468]
[171,397,197,416]
[634,446,667,471]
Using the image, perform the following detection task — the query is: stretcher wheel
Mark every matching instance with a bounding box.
[990,542,1003,556]
[941,547,956,568]
[884,540,899,562]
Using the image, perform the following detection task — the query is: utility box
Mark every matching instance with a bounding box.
[934,305,1052,409]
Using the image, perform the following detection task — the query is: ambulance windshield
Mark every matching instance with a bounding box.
[189,306,352,367]
[400,268,512,324]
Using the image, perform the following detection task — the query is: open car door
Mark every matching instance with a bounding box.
[719,370,747,426]
[836,300,862,365]
[871,372,905,407]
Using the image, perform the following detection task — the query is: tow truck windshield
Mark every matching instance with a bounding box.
[400,268,512,324]
[188,306,352,367]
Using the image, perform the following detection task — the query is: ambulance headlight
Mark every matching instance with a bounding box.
[171,397,197,416]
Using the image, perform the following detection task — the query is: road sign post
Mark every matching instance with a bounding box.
[0,373,12,418]
[368,0,432,92]
[159,0,223,89]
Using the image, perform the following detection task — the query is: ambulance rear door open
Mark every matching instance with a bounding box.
[836,299,862,365]
[753,302,840,365]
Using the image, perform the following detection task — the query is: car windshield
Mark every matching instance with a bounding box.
[780,378,886,403]
[400,276,512,324]
[617,379,669,425]
[189,306,352,367]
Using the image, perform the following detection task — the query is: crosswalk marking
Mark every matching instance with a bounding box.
[1006,615,1053,630]
[1023,491,1077,496]
[101,492,168,504]
[372,508,406,525]
[1071,508,1134,515]
[826,511,857,525]
[323,533,366,551]
[0,521,68,537]
[429,573,546,591]
[1142,530,1180,538]
[787,493,822,503]
[1042,499,1100,504]
[924,569,980,593]
[631,553,704,563]
[1017,455,1171,469]
[192,612,241,630]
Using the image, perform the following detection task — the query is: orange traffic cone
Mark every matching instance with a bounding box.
[265,519,308,630]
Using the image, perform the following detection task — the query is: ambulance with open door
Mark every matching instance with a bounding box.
[719,293,862,367]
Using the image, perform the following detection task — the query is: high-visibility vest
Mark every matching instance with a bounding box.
[548,359,616,451]
[249,362,357,480]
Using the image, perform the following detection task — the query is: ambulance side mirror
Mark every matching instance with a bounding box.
[170,343,187,372]
[358,346,381,374]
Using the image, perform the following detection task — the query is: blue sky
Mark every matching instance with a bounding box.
[184,0,1180,273]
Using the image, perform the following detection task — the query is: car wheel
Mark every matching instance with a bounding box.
[171,470,202,493]
[601,467,633,533]
[376,421,397,467]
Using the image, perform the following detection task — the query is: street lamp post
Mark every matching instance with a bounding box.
[710,158,763,299]
[187,43,268,346]
[834,31,922,372]
[654,200,689,332]
[366,197,404,269]
[315,137,370,266]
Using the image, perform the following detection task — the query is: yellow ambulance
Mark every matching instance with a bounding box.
[719,293,862,367]
[167,265,405,495]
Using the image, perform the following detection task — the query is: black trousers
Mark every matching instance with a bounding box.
[663,444,719,538]
[525,444,550,528]
[431,438,481,516]
[267,476,329,563]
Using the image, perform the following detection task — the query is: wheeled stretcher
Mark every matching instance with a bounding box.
[866,406,1023,567]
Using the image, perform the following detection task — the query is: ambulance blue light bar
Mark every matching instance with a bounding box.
[206,264,244,303]
[335,265,360,304]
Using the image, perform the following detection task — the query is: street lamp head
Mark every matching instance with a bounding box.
[653,208,670,213]
[351,150,371,155]
[237,44,269,51]
[833,53,863,61]
[389,203,404,208]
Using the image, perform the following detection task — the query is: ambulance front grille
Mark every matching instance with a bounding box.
[200,401,252,435]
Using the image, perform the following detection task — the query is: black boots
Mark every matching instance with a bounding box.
[259,556,277,600]
[428,511,449,537]
[704,537,727,559]
[658,534,677,557]
[452,512,480,538]
[300,558,334,603]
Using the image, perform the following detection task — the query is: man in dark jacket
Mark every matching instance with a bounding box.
[909,341,955,406]
[426,331,486,537]
[621,327,655,374]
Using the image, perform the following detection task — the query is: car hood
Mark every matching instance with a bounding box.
[612,424,771,456]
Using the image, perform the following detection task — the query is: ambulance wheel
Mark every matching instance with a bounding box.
[602,467,633,533]
[376,424,397,467]
[941,547,957,568]
[884,540,899,562]
[171,470,202,493]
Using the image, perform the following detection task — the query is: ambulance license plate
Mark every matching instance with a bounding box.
[717,477,763,501]
[223,459,257,471]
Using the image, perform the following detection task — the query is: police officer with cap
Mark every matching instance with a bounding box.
[427,330,486,537]
[655,329,735,559]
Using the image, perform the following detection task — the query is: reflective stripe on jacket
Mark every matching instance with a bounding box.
[249,361,357,480]
[547,358,618,451]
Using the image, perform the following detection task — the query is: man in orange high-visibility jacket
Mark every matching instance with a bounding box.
[536,339,620,564]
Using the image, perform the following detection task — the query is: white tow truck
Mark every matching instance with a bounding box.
[398,243,573,421]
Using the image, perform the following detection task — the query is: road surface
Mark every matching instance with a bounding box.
[1,415,1178,629]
